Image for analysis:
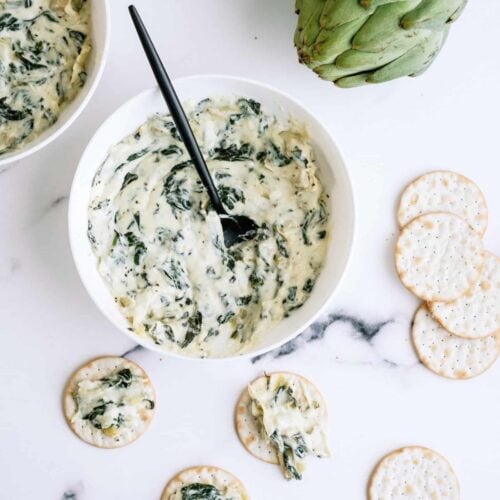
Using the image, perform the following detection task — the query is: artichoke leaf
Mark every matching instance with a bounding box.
[294,26,301,48]
[335,71,373,87]
[360,0,406,7]
[409,28,448,76]
[368,30,446,82]
[296,0,326,33]
[352,0,423,52]
[320,0,375,29]
[401,0,466,30]
[335,28,445,86]
[335,48,400,71]
[336,29,429,70]
[314,63,361,82]
[294,26,302,48]
[448,0,467,22]
[300,16,368,68]
[297,0,329,47]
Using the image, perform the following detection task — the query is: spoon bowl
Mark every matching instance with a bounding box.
[221,214,259,247]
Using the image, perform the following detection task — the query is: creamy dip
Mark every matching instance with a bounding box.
[248,373,330,480]
[71,364,155,441]
[0,0,91,155]
[88,97,329,358]
[168,483,243,500]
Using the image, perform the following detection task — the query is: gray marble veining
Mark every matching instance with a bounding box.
[0,257,21,281]
[251,312,393,363]
[26,195,69,228]
[116,311,412,369]
[121,344,144,358]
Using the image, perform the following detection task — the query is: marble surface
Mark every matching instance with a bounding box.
[1,1,499,499]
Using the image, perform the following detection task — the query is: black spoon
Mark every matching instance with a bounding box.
[129,5,258,248]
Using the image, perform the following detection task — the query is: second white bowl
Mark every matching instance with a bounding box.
[0,0,110,167]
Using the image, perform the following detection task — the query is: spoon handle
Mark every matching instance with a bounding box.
[129,5,226,215]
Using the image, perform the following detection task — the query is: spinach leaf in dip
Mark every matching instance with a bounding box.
[88,97,329,358]
[165,472,247,500]
[180,483,222,500]
[0,0,91,155]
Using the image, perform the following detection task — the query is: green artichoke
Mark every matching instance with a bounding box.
[294,0,467,88]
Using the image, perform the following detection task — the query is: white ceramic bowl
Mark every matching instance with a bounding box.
[68,75,355,360]
[0,0,110,167]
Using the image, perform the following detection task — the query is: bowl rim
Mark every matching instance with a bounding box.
[0,0,111,168]
[68,73,357,362]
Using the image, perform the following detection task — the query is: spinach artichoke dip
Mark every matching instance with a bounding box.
[238,373,330,480]
[162,466,249,500]
[64,357,156,448]
[0,0,91,155]
[167,480,244,500]
[88,97,329,358]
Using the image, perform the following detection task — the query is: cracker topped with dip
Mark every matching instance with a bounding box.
[161,466,249,500]
[235,372,330,480]
[63,356,156,448]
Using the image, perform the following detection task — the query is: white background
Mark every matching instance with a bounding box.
[0,1,499,498]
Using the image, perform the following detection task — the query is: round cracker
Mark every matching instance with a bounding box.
[368,446,460,500]
[395,212,484,302]
[161,465,249,500]
[398,171,488,235]
[63,356,156,448]
[429,252,500,339]
[235,385,278,464]
[235,372,327,465]
[412,304,500,380]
